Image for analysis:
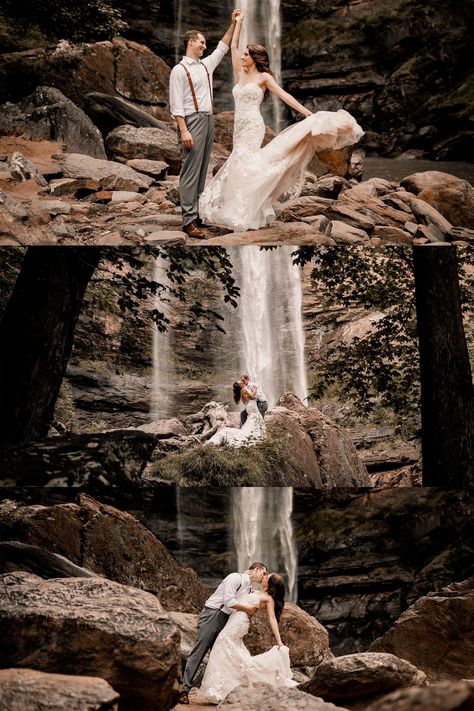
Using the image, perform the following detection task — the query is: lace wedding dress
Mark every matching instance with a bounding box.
[200,591,297,703]
[199,83,364,231]
[205,400,265,447]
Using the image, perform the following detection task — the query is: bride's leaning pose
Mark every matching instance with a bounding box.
[205,380,266,447]
[200,572,297,703]
[199,10,364,232]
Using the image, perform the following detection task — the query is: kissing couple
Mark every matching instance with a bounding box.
[169,9,364,237]
[178,562,296,704]
[205,374,268,448]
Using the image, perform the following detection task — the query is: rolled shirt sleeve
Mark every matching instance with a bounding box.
[169,65,185,118]
[202,40,230,74]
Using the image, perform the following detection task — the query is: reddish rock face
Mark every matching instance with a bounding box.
[369,578,474,683]
[0,495,208,613]
[0,668,120,711]
[244,601,333,669]
[0,572,180,711]
[401,171,474,229]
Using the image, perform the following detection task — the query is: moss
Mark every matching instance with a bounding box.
[150,437,293,487]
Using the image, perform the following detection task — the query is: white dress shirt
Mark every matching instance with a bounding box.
[205,572,251,615]
[169,41,229,117]
[248,381,268,403]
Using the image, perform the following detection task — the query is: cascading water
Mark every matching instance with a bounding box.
[174,0,184,64]
[239,0,283,131]
[151,256,175,419]
[232,487,297,602]
[229,246,308,408]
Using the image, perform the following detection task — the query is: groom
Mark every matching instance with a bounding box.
[169,12,239,239]
[178,561,267,704]
[240,374,269,427]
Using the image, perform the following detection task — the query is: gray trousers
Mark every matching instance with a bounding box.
[183,606,229,692]
[240,400,268,428]
[179,112,214,227]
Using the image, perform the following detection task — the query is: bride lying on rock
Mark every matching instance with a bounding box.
[200,572,297,703]
[205,380,266,447]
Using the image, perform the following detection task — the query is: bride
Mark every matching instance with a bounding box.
[199,10,364,232]
[205,380,266,447]
[200,572,297,703]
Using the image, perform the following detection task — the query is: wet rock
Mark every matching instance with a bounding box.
[0,571,180,711]
[301,653,426,703]
[370,578,474,682]
[401,171,474,228]
[106,125,181,175]
[54,152,153,192]
[0,495,207,613]
[244,602,333,670]
[0,87,106,159]
[218,682,349,710]
[0,668,119,711]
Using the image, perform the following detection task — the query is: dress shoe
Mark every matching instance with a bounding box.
[183,221,205,238]
[177,691,190,704]
[196,216,210,228]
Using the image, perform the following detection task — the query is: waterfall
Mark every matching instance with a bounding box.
[174,0,184,64]
[151,256,175,419]
[232,487,297,602]
[229,246,308,408]
[238,0,283,131]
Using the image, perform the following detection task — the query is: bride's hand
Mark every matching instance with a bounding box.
[233,10,244,23]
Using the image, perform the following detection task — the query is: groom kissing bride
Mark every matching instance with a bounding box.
[178,562,296,704]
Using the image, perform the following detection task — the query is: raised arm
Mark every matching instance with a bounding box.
[262,73,312,118]
[231,11,244,79]
[221,13,238,49]
[266,596,283,646]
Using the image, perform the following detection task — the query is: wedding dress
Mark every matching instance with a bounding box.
[200,591,297,703]
[199,83,364,231]
[205,400,265,447]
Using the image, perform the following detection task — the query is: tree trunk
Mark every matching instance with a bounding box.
[413,244,474,486]
[0,247,101,444]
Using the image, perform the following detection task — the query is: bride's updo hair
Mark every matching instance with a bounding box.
[233,380,242,404]
[267,573,285,622]
[247,44,273,99]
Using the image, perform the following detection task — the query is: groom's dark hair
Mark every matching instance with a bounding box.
[184,30,204,51]
[249,562,266,571]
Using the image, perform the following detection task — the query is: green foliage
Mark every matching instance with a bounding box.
[294,246,474,431]
[0,0,127,43]
[151,437,293,487]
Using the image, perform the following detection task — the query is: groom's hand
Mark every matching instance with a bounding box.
[181,128,193,149]
[245,604,259,617]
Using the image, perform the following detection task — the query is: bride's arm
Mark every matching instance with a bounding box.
[241,386,256,400]
[265,596,283,646]
[262,73,312,118]
[231,12,244,78]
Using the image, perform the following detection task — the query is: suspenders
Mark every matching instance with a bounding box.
[220,574,246,610]
[180,61,213,113]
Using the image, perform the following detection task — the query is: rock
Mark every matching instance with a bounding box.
[126,158,169,179]
[401,171,474,228]
[279,195,335,221]
[0,87,106,159]
[370,578,474,682]
[302,175,350,199]
[0,541,95,579]
[0,430,158,486]
[0,668,119,711]
[0,571,180,711]
[329,220,370,244]
[145,230,187,244]
[415,223,446,242]
[266,394,370,486]
[106,125,181,175]
[324,204,375,232]
[138,418,188,438]
[38,199,71,215]
[85,91,171,135]
[109,190,147,204]
[8,152,48,186]
[244,602,333,670]
[301,653,426,702]
[222,221,335,246]
[54,153,153,192]
[372,226,413,244]
[409,197,453,235]
[218,682,349,710]
[365,680,474,711]
[49,177,101,197]
[0,495,208,613]
[316,146,354,178]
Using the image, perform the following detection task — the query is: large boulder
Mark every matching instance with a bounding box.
[369,578,474,682]
[0,495,208,613]
[0,541,95,579]
[401,171,474,228]
[300,652,427,703]
[365,680,474,711]
[106,125,181,174]
[0,668,119,710]
[266,394,370,486]
[53,152,153,191]
[85,91,171,136]
[218,682,350,710]
[0,571,180,710]
[0,87,106,159]
[244,602,332,670]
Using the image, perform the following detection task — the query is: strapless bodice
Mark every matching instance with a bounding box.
[233,83,264,113]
